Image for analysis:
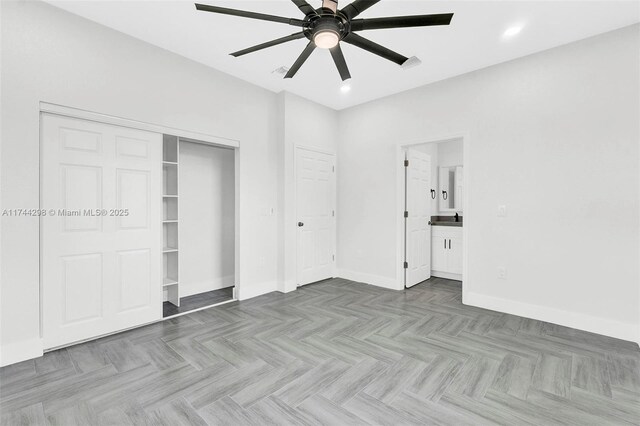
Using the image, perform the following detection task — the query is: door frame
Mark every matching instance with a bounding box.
[293,145,337,287]
[395,133,471,302]
[38,103,241,345]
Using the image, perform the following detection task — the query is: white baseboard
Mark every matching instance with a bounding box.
[336,269,402,290]
[238,280,278,301]
[465,291,640,345]
[431,271,462,281]
[277,279,297,294]
[180,275,234,298]
[0,338,44,367]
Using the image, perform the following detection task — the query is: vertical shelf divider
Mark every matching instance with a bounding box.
[162,134,179,308]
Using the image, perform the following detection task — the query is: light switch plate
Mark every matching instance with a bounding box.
[497,205,507,217]
[498,267,507,279]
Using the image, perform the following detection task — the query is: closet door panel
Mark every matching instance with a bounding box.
[42,114,161,349]
[60,253,104,325]
[116,169,149,230]
[60,165,103,232]
[116,249,151,313]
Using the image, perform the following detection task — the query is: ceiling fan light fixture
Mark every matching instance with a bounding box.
[314,30,340,49]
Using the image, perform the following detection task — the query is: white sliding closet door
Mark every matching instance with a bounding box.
[41,114,162,349]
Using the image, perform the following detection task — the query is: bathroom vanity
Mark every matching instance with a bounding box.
[431,216,463,280]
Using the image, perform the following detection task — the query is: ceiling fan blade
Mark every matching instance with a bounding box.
[342,33,408,66]
[340,0,380,20]
[231,32,307,57]
[285,41,317,78]
[291,0,317,17]
[330,44,351,81]
[350,13,454,31]
[195,3,305,27]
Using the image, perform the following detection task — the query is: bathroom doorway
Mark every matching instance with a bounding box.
[398,136,468,291]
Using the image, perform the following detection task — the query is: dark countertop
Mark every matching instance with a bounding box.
[431,215,463,227]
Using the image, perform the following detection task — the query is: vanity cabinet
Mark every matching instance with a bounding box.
[431,226,463,279]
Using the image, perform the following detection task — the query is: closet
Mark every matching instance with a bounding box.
[162,135,235,317]
[40,110,236,350]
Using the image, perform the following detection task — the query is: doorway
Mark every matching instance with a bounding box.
[295,147,336,286]
[161,137,236,318]
[400,136,468,291]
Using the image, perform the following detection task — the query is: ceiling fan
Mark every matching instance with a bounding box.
[195,0,453,81]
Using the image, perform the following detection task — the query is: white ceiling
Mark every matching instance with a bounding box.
[44,0,639,110]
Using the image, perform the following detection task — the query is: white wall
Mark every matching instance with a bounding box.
[0,0,334,364]
[337,24,640,342]
[438,139,463,168]
[179,142,235,297]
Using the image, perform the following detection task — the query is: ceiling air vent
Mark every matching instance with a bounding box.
[272,66,290,77]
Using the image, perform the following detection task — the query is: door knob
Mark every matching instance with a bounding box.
[298,222,304,227]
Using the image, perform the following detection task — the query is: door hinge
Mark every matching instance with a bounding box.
[404,211,408,218]
[332,254,335,261]
[403,261,408,269]
[332,165,335,172]
[404,160,409,167]
[332,210,335,217]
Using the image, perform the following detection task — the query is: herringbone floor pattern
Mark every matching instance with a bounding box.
[1,278,639,425]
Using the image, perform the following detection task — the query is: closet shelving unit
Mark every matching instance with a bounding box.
[162,135,180,309]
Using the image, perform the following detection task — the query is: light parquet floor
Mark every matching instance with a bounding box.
[1,278,639,425]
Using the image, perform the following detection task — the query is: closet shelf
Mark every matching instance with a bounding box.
[163,247,178,253]
[163,220,178,223]
[163,278,178,287]
[163,161,178,165]
[163,195,178,198]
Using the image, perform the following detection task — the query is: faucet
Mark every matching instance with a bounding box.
[455,212,459,222]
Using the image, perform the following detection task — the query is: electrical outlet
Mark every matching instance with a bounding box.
[497,205,507,217]
[497,267,507,279]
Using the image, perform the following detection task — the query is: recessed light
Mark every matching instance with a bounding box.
[340,84,351,93]
[503,25,523,38]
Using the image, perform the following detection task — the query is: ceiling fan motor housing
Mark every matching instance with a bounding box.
[305,12,349,45]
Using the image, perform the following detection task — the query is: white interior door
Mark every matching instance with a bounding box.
[405,149,432,287]
[296,147,336,286]
[41,114,162,349]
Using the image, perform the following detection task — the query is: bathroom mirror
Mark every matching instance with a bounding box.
[439,165,463,212]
